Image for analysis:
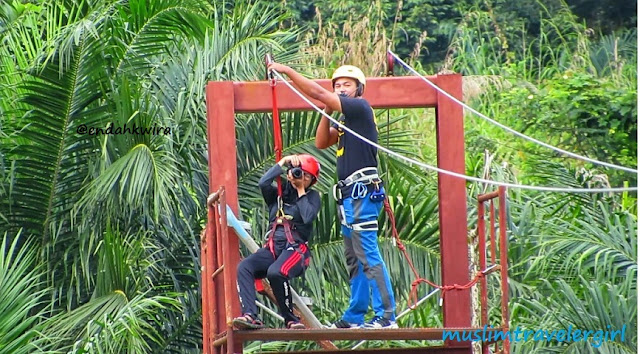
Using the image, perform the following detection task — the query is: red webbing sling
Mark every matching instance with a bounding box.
[265,55,305,259]
[266,54,283,195]
[254,54,293,293]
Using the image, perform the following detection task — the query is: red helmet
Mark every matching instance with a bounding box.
[298,154,321,183]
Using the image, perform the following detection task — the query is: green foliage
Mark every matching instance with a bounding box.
[0,0,636,352]
[492,70,636,185]
[0,232,49,354]
[0,0,302,352]
[513,277,636,353]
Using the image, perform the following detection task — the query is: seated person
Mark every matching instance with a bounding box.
[233,154,322,329]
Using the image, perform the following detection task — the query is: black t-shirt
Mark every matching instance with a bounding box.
[332,96,378,180]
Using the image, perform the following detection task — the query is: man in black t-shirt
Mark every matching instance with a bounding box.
[268,63,397,329]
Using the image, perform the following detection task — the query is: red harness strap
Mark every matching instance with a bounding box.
[268,55,284,196]
[267,216,297,255]
[383,198,486,309]
[255,56,311,289]
[266,216,310,267]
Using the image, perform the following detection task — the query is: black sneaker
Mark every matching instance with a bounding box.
[328,319,360,329]
[362,316,398,329]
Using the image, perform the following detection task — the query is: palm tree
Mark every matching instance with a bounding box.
[0,0,303,351]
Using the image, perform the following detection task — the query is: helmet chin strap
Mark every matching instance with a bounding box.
[338,90,357,98]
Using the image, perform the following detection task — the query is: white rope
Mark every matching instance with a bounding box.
[270,70,637,193]
[387,50,638,175]
[256,300,284,321]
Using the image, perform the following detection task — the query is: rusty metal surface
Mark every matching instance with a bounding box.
[477,200,489,354]
[206,82,239,212]
[201,231,211,354]
[231,76,439,113]
[231,327,504,342]
[477,190,500,203]
[498,186,510,354]
[475,188,511,354]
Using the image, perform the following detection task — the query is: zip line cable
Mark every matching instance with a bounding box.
[269,70,637,193]
[387,50,638,175]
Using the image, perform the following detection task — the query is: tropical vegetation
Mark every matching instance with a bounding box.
[0,0,636,353]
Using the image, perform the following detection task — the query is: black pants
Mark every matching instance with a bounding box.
[237,239,309,324]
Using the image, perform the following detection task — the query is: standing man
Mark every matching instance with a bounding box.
[268,63,397,329]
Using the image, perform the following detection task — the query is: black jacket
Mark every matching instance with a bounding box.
[258,164,321,244]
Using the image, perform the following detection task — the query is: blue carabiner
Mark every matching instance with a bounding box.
[351,181,368,199]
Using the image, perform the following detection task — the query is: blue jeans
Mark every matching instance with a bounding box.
[339,188,396,323]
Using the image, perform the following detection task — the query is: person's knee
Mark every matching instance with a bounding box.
[237,259,252,274]
[266,266,284,281]
[358,232,384,263]
[364,262,385,279]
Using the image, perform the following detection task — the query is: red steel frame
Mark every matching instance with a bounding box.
[203,75,471,353]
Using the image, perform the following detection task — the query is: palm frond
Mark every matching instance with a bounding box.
[40,291,181,353]
[107,0,211,76]
[513,277,636,353]
[0,232,49,354]
[530,205,636,281]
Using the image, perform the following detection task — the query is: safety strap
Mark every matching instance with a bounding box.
[267,54,283,198]
[337,167,379,188]
[382,198,487,309]
[351,220,378,231]
[268,216,296,254]
[266,216,309,266]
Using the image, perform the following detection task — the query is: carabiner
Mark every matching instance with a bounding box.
[351,182,368,199]
[276,196,285,217]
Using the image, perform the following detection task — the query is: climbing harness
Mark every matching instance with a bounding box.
[265,214,310,268]
[332,167,385,230]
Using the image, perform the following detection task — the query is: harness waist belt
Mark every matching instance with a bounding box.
[337,167,379,188]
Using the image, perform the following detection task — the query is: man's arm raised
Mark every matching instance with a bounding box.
[268,63,342,113]
[268,63,339,149]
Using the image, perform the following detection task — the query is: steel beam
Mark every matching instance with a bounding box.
[231,76,438,112]
[434,74,471,333]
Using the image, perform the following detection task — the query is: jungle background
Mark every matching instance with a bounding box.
[0,0,636,352]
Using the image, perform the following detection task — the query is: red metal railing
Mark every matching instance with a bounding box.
[477,186,510,354]
[202,187,238,354]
